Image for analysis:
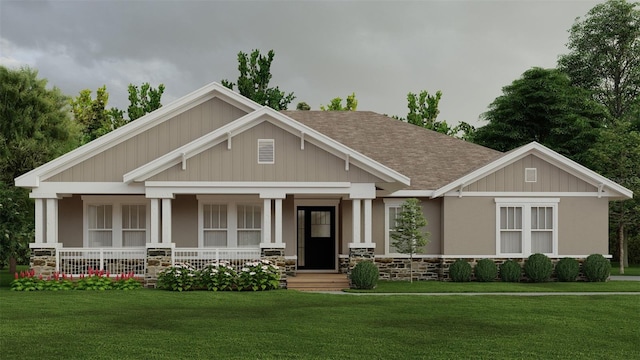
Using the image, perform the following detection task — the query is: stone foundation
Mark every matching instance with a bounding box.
[347,247,375,287]
[145,248,173,288]
[375,257,440,281]
[261,248,287,289]
[30,248,57,278]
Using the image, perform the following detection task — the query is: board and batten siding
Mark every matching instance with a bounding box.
[463,154,597,192]
[46,98,247,182]
[149,120,384,183]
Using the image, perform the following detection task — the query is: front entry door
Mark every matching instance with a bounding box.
[297,207,335,270]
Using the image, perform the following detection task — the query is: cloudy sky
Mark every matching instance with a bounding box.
[0,0,601,127]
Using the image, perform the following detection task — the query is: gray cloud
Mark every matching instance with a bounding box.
[0,0,600,126]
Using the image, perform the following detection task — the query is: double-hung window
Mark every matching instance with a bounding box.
[83,196,149,248]
[495,198,558,256]
[198,196,262,248]
[384,199,405,255]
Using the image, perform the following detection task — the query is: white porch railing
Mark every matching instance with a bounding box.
[57,248,147,277]
[173,248,261,271]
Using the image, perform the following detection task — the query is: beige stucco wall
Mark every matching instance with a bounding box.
[46,98,247,182]
[558,197,609,255]
[464,154,597,192]
[282,196,296,257]
[442,196,611,256]
[58,195,83,247]
[171,195,198,247]
[149,120,383,183]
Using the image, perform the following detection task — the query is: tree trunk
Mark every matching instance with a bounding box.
[9,257,17,275]
[410,254,413,283]
[623,237,629,268]
[619,224,625,275]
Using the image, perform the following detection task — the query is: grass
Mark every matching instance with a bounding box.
[0,289,638,359]
[611,262,640,276]
[347,280,640,293]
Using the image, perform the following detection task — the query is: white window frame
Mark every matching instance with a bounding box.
[383,198,407,255]
[202,204,229,247]
[197,195,262,248]
[495,198,559,257]
[82,196,150,248]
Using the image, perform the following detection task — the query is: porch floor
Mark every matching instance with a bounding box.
[287,273,350,291]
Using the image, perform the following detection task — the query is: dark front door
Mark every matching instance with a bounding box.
[297,207,335,270]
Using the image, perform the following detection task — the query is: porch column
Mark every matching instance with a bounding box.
[150,198,160,244]
[34,198,44,245]
[262,198,272,246]
[274,198,283,246]
[46,198,58,245]
[161,198,172,245]
[363,199,372,245]
[352,199,361,245]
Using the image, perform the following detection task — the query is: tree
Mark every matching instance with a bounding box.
[127,82,165,121]
[390,198,429,283]
[0,66,78,273]
[558,0,640,122]
[70,86,111,142]
[320,93,358,111]
[398,89,475,140]
[472,67,606,162]
[221,49,295,110]
[296,102,311,111]
[586,122,640,274]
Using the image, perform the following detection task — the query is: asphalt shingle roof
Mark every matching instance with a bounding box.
[282,111,503,190]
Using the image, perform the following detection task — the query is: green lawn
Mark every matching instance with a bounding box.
[611,262,640,276]
[348,280,640,293]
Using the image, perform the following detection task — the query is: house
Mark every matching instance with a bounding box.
[15,83,633,285]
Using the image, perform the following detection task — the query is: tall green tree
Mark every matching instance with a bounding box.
[586,122,640,274]
[127,82,165,121]
[0,66,78,273]
[398,89,475,140]
[320,93,358,111]
[390,198,429,283]
[558,0,640,122]
[70,86,111,142]
[472,67,606,162]
[221,49,295,110]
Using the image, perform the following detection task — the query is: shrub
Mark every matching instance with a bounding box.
[449,259,472,282]
[583,254,610,282]
[474,259,497,282]
[200,261,238,291]
[499,260,521,282]
[75,274,114,290]
[350,261,379,289]
[111,273,143,290]
[236,260,280,291]
[157,263,198,291]
[556,257,580,282]
[524,253,553,282]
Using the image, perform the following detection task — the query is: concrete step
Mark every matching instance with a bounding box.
[287,273,349,291]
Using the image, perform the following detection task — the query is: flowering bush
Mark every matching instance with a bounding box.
[157,263,198,291]
[10,267,142,291]
[236,260,280,291]
[199,261,237,291]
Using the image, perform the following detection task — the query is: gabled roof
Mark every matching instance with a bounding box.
[282,111,503,190]
[124,107,410,190]
[432,142,633,199]
[15,82,262,188]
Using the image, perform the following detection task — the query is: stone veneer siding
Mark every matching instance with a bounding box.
[261,248,288,289]
[347,247,375,287]
[145,248,173,288]
[30,248,57,278]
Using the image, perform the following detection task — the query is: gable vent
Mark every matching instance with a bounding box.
[258,139,275,164]
[525,168,537,183]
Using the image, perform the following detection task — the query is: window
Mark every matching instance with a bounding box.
[88,205,113,247]
[258,139,275,164]
[237,204,261,247]
[203,204,227,247]
[83,197,149,248]
[383,199,404,254]
[198,196,262,248]
[495,198,558,256]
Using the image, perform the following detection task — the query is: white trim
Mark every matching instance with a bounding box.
[383,190,435,198]
[161,198,172,245]
[262,199,272,246]
[150,199,160,245]
[363,199,372,244]
[30,182,145,196]
[197,198,263,249]
[15,82,262,188]
[34,199,44,245]
[495,198,560,257]
[432,142,633,199]
[352,199,361,245]
[145,182,372,198]
[122,107,410,188]
[384,200,403,255]
[45,198,58,245]
[274,198,283,246]
[444,191,614,198]
[525,168,537,183]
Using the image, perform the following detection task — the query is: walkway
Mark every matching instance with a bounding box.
[314,291,640,296]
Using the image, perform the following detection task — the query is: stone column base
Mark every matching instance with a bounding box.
[145,248,173,288]
[347,247,375,287]
[30,248,57,278]
[261,248,287,289]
